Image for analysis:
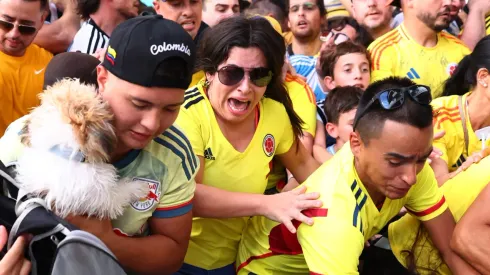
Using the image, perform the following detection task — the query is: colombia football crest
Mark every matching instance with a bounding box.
[131,177,161,211]
[263,134,275,157]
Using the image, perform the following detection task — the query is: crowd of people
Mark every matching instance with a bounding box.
[1,0,490,274]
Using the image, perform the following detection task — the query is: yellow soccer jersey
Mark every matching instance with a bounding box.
[368,23,470,98]
[237,144,447,275]
[389,154,490,274]
[176,80,295,270]
[432,93,490,172]
[266,74,317,192]
[0,117,197,237]
[0,44,53,136]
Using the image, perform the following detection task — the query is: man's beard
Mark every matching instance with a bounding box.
[417,8,451,32]
[293,27,319,43]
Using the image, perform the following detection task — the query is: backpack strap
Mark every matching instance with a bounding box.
[458,96,469,157]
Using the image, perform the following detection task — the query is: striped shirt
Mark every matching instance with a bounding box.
[68,19,110,55]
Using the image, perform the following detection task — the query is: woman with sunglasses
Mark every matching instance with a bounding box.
[430,35,490,186]
[174,16,321,275]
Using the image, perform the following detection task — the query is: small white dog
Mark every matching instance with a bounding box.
[15,79,148,220]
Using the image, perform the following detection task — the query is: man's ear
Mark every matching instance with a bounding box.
[349,131,363,158]
[326,122,339,139]
[324,76,336,91]
[97,65,108,95]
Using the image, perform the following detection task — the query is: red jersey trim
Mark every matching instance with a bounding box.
[408,196,446,217]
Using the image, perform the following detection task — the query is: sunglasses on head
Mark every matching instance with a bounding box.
[217,65,273,87]
[289,2,317,12]
[0,19,36,35]
[327,17,358,32]
[353,85,432,130]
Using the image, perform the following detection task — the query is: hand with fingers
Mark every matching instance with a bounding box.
[261,185,322,234]
[454,147,490,175]
[92,48,106,63]
[0,226,31,275]
[428,131,445,164]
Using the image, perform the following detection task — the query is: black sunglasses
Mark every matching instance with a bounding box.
[217,65,273,87]
[0,19,36,35]
[327,17,358,32]
[353,85,432,130]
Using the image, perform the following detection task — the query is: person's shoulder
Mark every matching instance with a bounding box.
[367,26,404,52]
[439,32,471,53]
[28,44,53,60]
[284,74,315,101]
[147,125,199,181]
[432,94,462,130]
[182,83,207,111]
[304,144,354,195]
[432,94,460,115]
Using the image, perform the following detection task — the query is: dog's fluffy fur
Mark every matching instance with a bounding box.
[15,79,148,220]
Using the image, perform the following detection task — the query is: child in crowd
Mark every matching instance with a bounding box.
[313,41,371,163]
[323,86,362,161]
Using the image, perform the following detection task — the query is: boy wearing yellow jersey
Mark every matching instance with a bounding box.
[237,77,476,274]
[368,0,470,98]
[388,154,490,275]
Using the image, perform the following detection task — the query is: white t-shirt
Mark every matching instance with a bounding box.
[68,18,110,55]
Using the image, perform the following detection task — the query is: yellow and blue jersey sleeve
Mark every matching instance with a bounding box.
[152,125,198,219]
[405,163,447,221]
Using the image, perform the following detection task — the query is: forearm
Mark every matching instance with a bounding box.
[289,155,320,183]
[313,144,331,163]
[461,8,487,50]
[442,249,481,275]
[452,224,490,274]
[104,233,187,275]
[34,13,80,53]
[192,184,265,218]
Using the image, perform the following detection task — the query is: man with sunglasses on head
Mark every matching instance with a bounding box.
[368,0,470,99]
[0,0,53,137]
[236,76,478,274]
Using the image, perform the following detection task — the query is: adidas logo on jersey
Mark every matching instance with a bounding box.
[204,148,215,160]
[406,68,420,80]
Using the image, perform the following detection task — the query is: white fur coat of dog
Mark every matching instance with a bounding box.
[15,79,148,220]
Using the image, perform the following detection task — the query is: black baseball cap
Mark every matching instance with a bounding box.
[102,15,196,89]
[43,52,100,89]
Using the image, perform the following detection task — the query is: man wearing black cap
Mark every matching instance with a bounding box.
[0,15,198,274]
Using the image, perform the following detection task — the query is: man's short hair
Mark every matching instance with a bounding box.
[23,0,48,11]
[325,86,362,124]
[355,77,433,144]
[245,0,286,24]
[318,41,370,79]
[77,0,100,20]
[285,0,326,17]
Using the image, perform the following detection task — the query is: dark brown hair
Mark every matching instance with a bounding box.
[325,86,362,124]
[318,41,371,79]
[197,16,304,142]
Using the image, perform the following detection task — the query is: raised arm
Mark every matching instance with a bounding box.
[452,182,490,274]
[422,209,480,275]
[34,0,80,53]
